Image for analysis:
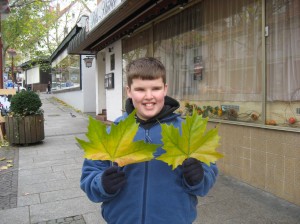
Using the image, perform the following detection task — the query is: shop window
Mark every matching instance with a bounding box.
[153,0,263,124]
[51,55,80,91]
[265,0,300,129]
[121,0,300,130]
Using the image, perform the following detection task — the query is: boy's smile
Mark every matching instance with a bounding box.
[127,78,168,121]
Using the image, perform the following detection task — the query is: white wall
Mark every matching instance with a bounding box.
[96,51,106,115]
[105,40,123,121]
[82,55,96,113]
[55,91,84,111]
[26,66,40,84]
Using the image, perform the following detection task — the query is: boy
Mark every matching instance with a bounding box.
[80,57,218,224]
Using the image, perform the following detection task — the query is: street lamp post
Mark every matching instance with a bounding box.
[7,48,16,83]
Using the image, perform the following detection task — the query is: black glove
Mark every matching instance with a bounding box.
[102,166,126,194]
[182,158,204,186]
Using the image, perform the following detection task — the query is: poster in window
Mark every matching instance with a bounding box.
[105,73,114,89]
[193,56,203,81]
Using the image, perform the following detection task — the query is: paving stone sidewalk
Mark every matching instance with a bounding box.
[32,215,86,224]
[0,145,19,210]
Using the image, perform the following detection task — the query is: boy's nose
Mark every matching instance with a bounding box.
[145,90,153,99]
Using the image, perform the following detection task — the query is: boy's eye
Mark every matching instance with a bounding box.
[133,86,163,91]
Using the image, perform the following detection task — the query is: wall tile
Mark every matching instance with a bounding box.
[251,137,267,152]
[283,144,300,159]
[250,161,266,188]
[265,164,275,191]
[266,140,284,155]
[251,149,266,164]
[285,132,300,145]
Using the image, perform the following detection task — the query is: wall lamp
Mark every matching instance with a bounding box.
[83,56,95,68]
[108,47,114,52]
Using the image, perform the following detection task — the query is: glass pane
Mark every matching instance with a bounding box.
[122,28,153,109]
[51,55,80,91]
[154,0,263,123]
[266,0,300,129]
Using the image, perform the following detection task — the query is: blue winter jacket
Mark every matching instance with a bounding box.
[80,112,218,224]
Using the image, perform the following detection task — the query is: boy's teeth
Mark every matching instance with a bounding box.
[145,103,153,106]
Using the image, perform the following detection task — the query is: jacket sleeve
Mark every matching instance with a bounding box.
[182,162,218,197]
[80,159,119,202]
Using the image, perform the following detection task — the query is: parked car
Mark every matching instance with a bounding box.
[66,81,74,87]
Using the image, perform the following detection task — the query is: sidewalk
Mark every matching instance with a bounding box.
[0,93,300,224]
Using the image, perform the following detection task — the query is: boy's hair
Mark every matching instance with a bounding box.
[126,57,166,87]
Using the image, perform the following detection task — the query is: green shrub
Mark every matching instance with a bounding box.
[9,91,43,116]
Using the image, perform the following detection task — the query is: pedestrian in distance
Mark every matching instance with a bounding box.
[47,81,51,94]
[80,57,219,224]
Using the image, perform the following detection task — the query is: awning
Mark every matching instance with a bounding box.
[68,0,190,54]
[50,25,83,62]
[67,28,90,55]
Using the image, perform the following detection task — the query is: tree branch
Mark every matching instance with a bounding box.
[9,0,52,8]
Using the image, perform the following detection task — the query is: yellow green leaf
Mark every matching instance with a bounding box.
[76,111,160,167]
[156,110,223,169]
[0,166,8,170]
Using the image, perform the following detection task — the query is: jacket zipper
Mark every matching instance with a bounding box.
[142,129,151,224]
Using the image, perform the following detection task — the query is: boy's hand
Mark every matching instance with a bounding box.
[102,166,126,194]
[182,158,204,186]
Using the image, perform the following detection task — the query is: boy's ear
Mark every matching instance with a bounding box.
[126,86,131,97]
[164,84,168,96]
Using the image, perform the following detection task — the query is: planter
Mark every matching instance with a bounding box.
[5,114,44,145]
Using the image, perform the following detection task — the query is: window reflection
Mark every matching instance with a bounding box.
[51,55,80,91]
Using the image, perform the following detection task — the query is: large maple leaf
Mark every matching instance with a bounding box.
[76,111,159,167]
[156,110,223,169]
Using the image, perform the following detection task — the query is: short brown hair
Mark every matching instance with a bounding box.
[126,57,166,87]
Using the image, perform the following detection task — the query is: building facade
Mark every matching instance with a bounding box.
[20,59,51,92]
[69,0,300,206]
[50,23,96,113]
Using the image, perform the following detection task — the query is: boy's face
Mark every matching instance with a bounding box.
[127,77,168,121]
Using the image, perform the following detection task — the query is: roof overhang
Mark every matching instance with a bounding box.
[19,57,50,70]
[50,25,83,62]
[68,0,189,54]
